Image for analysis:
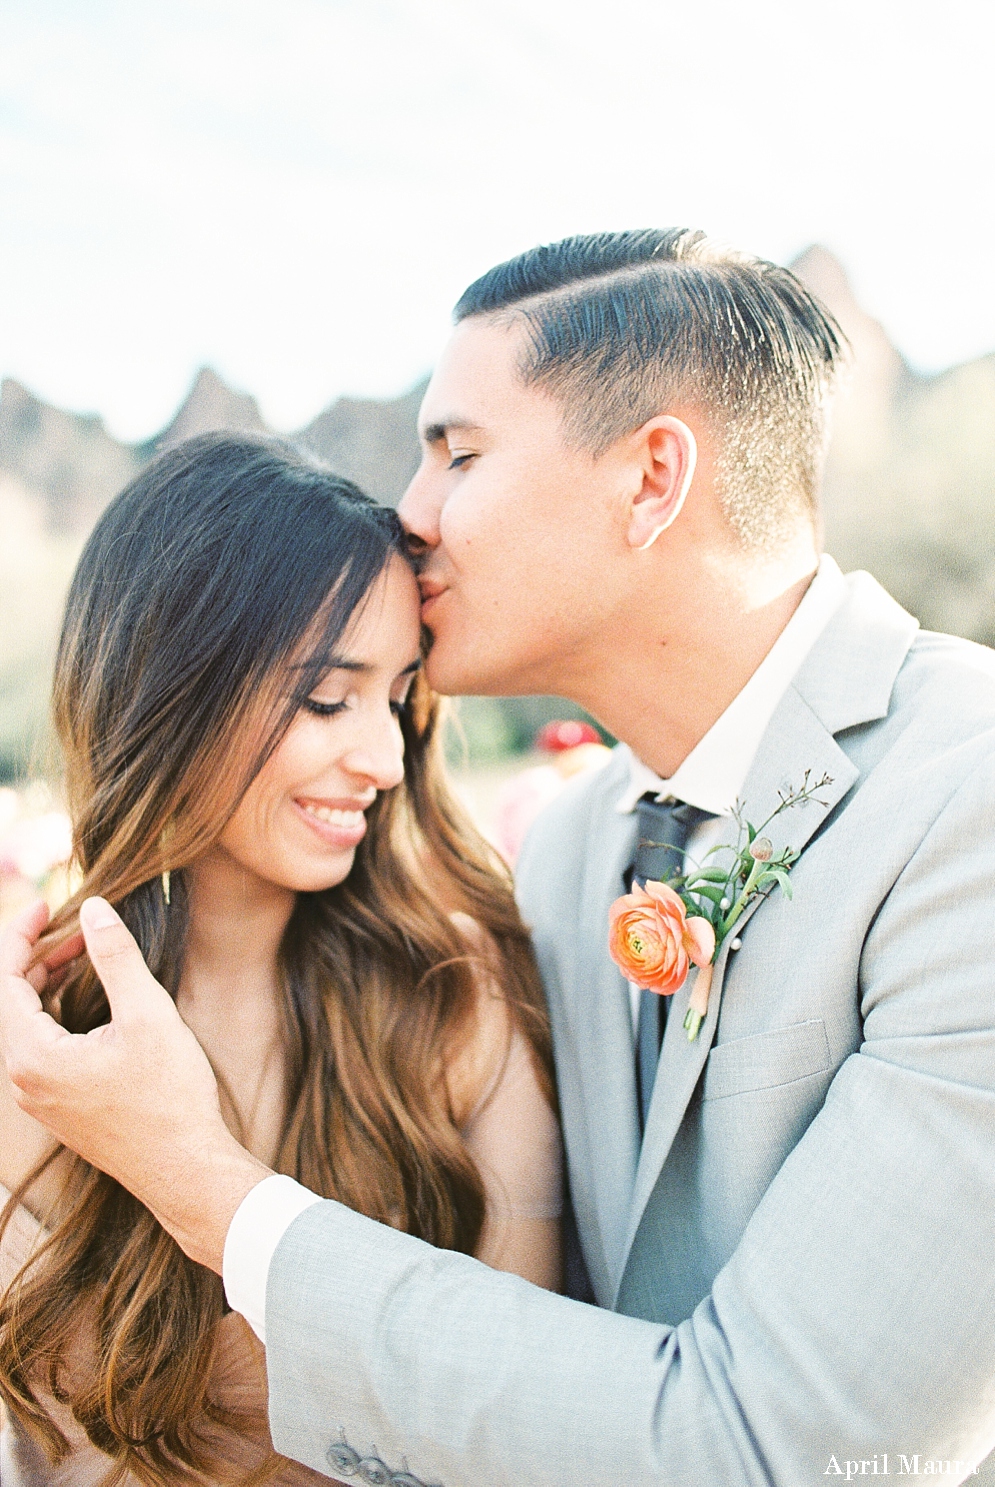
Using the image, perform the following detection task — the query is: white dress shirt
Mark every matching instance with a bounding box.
[223,555,849,1343]
[614,554,848,1031]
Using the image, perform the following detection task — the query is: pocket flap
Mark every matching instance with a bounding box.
[702,1019,832,1102]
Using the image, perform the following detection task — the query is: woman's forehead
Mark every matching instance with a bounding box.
[307,560,421,675]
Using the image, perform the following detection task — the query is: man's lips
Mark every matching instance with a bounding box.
[418,577,449,623]
[418,577,448,603]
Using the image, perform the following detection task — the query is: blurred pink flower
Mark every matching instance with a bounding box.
[534,720,601,752]
[495,765,564,863]
[495,737,611,863]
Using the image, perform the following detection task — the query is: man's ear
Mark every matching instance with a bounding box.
[626,416,697,551]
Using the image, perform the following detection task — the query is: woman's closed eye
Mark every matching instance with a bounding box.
[303,696,347,718]
[303,694,409,720]
[448,452,476,470]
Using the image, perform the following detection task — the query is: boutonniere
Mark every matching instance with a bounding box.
[609,771,833,1041]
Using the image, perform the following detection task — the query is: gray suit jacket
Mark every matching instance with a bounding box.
[265,572,995,1487]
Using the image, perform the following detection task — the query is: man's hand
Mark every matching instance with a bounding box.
[0,897,272,1272]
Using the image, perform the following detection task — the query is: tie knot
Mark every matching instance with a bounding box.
[630,796,714,889]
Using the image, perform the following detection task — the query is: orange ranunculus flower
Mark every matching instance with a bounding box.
[608,879,716,997]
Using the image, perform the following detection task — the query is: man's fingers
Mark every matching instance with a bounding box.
[24,964,48,994]
[4,973,70,1047]
[37,930,86,996]
[0,946,73,1100]
[0,899,51,978]
[78,898,177,1025]
[0,905,82,997]
[44,930,86,971]
[0,901,52,1084]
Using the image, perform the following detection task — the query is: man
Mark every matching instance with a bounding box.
[4,229,995,1487]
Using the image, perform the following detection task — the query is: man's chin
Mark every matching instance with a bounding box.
[425,653,546,701]
[423,649,480,697]
[424,639,504,698]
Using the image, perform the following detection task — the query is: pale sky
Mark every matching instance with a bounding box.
[1,0,993,441]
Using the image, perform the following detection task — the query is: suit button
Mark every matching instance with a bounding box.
[327,1441,361,1475]
[358,1458,392,1485]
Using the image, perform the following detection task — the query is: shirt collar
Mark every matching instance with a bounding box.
[616,555,849,817]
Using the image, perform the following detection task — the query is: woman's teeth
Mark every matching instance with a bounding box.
[300,804,365,827]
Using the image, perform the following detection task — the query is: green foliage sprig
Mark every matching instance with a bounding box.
[644,771,833,1039]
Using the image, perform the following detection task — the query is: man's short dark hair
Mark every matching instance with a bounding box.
[454,229,846,550]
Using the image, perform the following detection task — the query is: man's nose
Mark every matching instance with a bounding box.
[397,460,442,550]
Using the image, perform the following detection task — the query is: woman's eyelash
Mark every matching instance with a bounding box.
[304,698,408,718]
[448,453,474,470]
[303,698,347,718]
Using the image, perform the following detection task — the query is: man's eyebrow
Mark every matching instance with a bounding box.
[419,418,485,445]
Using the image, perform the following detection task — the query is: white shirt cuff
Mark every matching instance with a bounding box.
[222,1173,322,1343]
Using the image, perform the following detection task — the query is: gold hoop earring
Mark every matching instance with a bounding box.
[159,822,174,907]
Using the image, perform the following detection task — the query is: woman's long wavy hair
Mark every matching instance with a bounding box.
[0,433,552,1485]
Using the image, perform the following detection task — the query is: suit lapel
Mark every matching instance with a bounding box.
[595,571,920,1303]
[566,762,642,1298]
[615,694,859,1292]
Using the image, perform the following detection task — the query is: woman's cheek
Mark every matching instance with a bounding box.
[262,720,316,796]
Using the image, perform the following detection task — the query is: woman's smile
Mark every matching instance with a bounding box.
[293,795,371,849]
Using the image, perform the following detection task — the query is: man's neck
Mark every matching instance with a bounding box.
[566,548,820,779]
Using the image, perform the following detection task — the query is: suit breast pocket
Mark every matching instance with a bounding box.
[702,1019,833,1102]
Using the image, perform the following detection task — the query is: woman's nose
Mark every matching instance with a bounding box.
[340,713,405,792]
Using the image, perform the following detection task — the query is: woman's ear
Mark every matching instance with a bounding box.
[626,416,697,551]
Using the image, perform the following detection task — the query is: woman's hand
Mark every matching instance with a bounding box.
[0,897,272,1272]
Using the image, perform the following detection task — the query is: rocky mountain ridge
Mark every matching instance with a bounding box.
[795,246,995,644]
[0,363,426,538]
[2,248,994,775]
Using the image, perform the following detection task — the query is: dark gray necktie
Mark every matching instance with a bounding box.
[630,795,714,1131]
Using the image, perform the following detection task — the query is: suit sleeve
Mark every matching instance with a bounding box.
[264,757,995,1487]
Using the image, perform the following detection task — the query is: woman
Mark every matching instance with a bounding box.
[0,433,561,1486]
